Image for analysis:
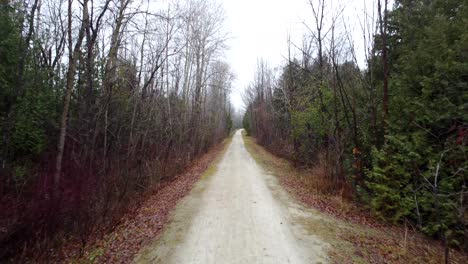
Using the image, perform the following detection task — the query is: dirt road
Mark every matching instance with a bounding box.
[135,130,328,263]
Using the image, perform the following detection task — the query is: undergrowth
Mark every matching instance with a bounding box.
[242,131,467,264]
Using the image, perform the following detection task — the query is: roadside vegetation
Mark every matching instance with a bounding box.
[1,0,466,262]
[242,0,467,261]
[61,137,231,263]
[243,131,467,263]
[0,0,235,261]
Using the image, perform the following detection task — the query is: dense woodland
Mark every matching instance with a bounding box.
[243,0,467,256]
[0,0,467,262]
[0,0,234,259]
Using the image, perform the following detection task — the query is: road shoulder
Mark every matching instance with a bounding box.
[133,138,231,263]
[242,133,466,264]
[60,137,232,263]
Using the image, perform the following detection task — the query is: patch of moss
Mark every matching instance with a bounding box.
[87,247,104,263]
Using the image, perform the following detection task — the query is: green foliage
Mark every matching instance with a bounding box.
[0,1,57,189]
[0,1,20,113]
[289,84,333,163]
[366,0,468,247]
[11,75,55,156]
[366,133,426,222]
[242,107,251,135]
[244,0,468,250]
[226,113,233,133]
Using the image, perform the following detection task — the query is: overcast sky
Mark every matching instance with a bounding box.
[221,0,377,111]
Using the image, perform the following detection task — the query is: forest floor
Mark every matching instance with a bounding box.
[242,132,467,264]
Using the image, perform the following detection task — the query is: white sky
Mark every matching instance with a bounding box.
[221,0,377,111]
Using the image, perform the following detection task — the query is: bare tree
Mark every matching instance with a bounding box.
[53,0,89,192]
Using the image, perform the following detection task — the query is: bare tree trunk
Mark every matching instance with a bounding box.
[54,0,88,193]
[308,0,326,111]
[100,0,130,171]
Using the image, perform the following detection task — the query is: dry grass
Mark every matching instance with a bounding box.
[242,132,467,264]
